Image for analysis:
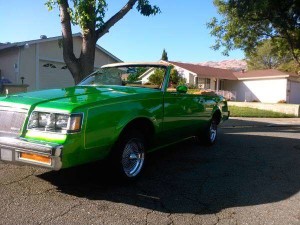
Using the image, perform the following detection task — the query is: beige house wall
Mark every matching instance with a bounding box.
[39,37,82,61]
[20,44,37,90]
[39,37,118,67]
[0,48,18,83]
[8,36,121,91]
[94,49,117,67]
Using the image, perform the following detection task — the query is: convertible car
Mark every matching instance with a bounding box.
[0,62,229,180]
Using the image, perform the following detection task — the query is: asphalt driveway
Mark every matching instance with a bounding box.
[0,118,299,225]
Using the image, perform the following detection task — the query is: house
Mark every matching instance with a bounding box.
[168,61,237,90]
[140,60,236,88]
[142,61,300,104]
[139,68,156,84]
[226,69,300,104]
[167,61,300,104]
[0,33,121,91]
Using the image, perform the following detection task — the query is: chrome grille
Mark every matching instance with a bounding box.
[0,109,27,138]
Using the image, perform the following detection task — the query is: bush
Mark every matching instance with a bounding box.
[278,100,287,103]
[187,84,198,89]
[149,69,164,85]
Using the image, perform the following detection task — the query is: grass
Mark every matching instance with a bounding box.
[229,105,295,118]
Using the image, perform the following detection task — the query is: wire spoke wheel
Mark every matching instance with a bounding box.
[209,120,217,143]
[197,116,219,146]
[121,138,145,178]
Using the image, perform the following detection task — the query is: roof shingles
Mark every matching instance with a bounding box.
[169,61,299,80]
[233,69,299,79]
[169,61,237,80]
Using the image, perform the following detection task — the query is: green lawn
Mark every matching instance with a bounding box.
[229,105,295,118]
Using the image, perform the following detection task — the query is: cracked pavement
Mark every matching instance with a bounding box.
[0,118,299,225]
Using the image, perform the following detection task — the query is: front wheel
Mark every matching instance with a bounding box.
[198,118,218,145]
[112,130,146,180]
[207,119,218,144]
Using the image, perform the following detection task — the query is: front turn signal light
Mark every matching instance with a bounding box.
[67,114,83,133]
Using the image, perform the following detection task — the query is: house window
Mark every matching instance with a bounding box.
[204,78,210,89]
[219,80,225,90]
[43,63,56,68]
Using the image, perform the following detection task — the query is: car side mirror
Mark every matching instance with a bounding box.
[176,85,188,94]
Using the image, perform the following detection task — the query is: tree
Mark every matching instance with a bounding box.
[161,49,168,61]
[149,67,184,85]
[149,69,164,85]
[127,67,147,82]
[46,0,160,84]
[207,0,300,65]
[169,68,185,85]
[246,39,292,70]
[277,60,300,74]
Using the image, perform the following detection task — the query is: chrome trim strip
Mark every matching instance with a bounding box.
[0,106,28,113]
[0,137,63,170]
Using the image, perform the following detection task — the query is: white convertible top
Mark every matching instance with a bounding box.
[101,62,170,68]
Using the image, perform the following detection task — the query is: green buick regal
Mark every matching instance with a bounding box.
[0,62,229,180]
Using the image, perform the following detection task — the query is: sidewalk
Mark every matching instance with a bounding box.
[221,117,300,128]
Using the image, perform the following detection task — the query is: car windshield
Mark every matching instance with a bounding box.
[78,65,167,89]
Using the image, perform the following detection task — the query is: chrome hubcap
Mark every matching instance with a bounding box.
[210,121,217,142]
[122,138,145,177]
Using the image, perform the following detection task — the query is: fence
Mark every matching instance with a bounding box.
[215,90,236,101]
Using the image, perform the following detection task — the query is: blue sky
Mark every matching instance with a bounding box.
[0,0,244,62]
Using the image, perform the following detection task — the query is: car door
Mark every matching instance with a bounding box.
[162,91,207,143]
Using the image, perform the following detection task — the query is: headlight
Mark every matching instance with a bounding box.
[28,112,82,133]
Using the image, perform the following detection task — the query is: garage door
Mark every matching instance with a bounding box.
[289,81,300,104]
[39,60,75,90]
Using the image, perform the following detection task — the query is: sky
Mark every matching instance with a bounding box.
[0,0,245,63]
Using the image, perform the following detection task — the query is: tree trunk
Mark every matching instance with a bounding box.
[77,32,97,84]
[59,0,139,84]
[59,0,82,84]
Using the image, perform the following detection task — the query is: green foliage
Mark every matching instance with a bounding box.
[45,0,160,83]
[161,49,168,61]
[169,68,185,85]
[149,69,164,85]
[208,0,300,64]
[127,67,147,82]
[46,0,160,32]
[46,0,107,30]
[136,0,160,16]
[246,39,292,70]
[149,68,185,85]
[277,60,300,74]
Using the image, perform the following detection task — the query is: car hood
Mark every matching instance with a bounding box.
[0,86,158,112]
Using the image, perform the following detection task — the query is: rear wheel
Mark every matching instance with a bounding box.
[112,130,146,180]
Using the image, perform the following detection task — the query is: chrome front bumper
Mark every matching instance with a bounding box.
[0,137,63,170]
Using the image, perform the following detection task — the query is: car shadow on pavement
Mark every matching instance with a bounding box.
[38,119,300,214]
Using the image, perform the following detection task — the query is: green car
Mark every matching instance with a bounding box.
[0,62,229,180]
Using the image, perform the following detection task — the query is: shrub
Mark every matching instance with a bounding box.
[278,100,287,103]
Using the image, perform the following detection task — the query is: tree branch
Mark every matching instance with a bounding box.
[59,0,78,64]
[59,0,83,81]
[96,0,138,39]
[281,30,300,65]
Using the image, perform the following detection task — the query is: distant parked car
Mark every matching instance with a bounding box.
[0,62,229,180]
